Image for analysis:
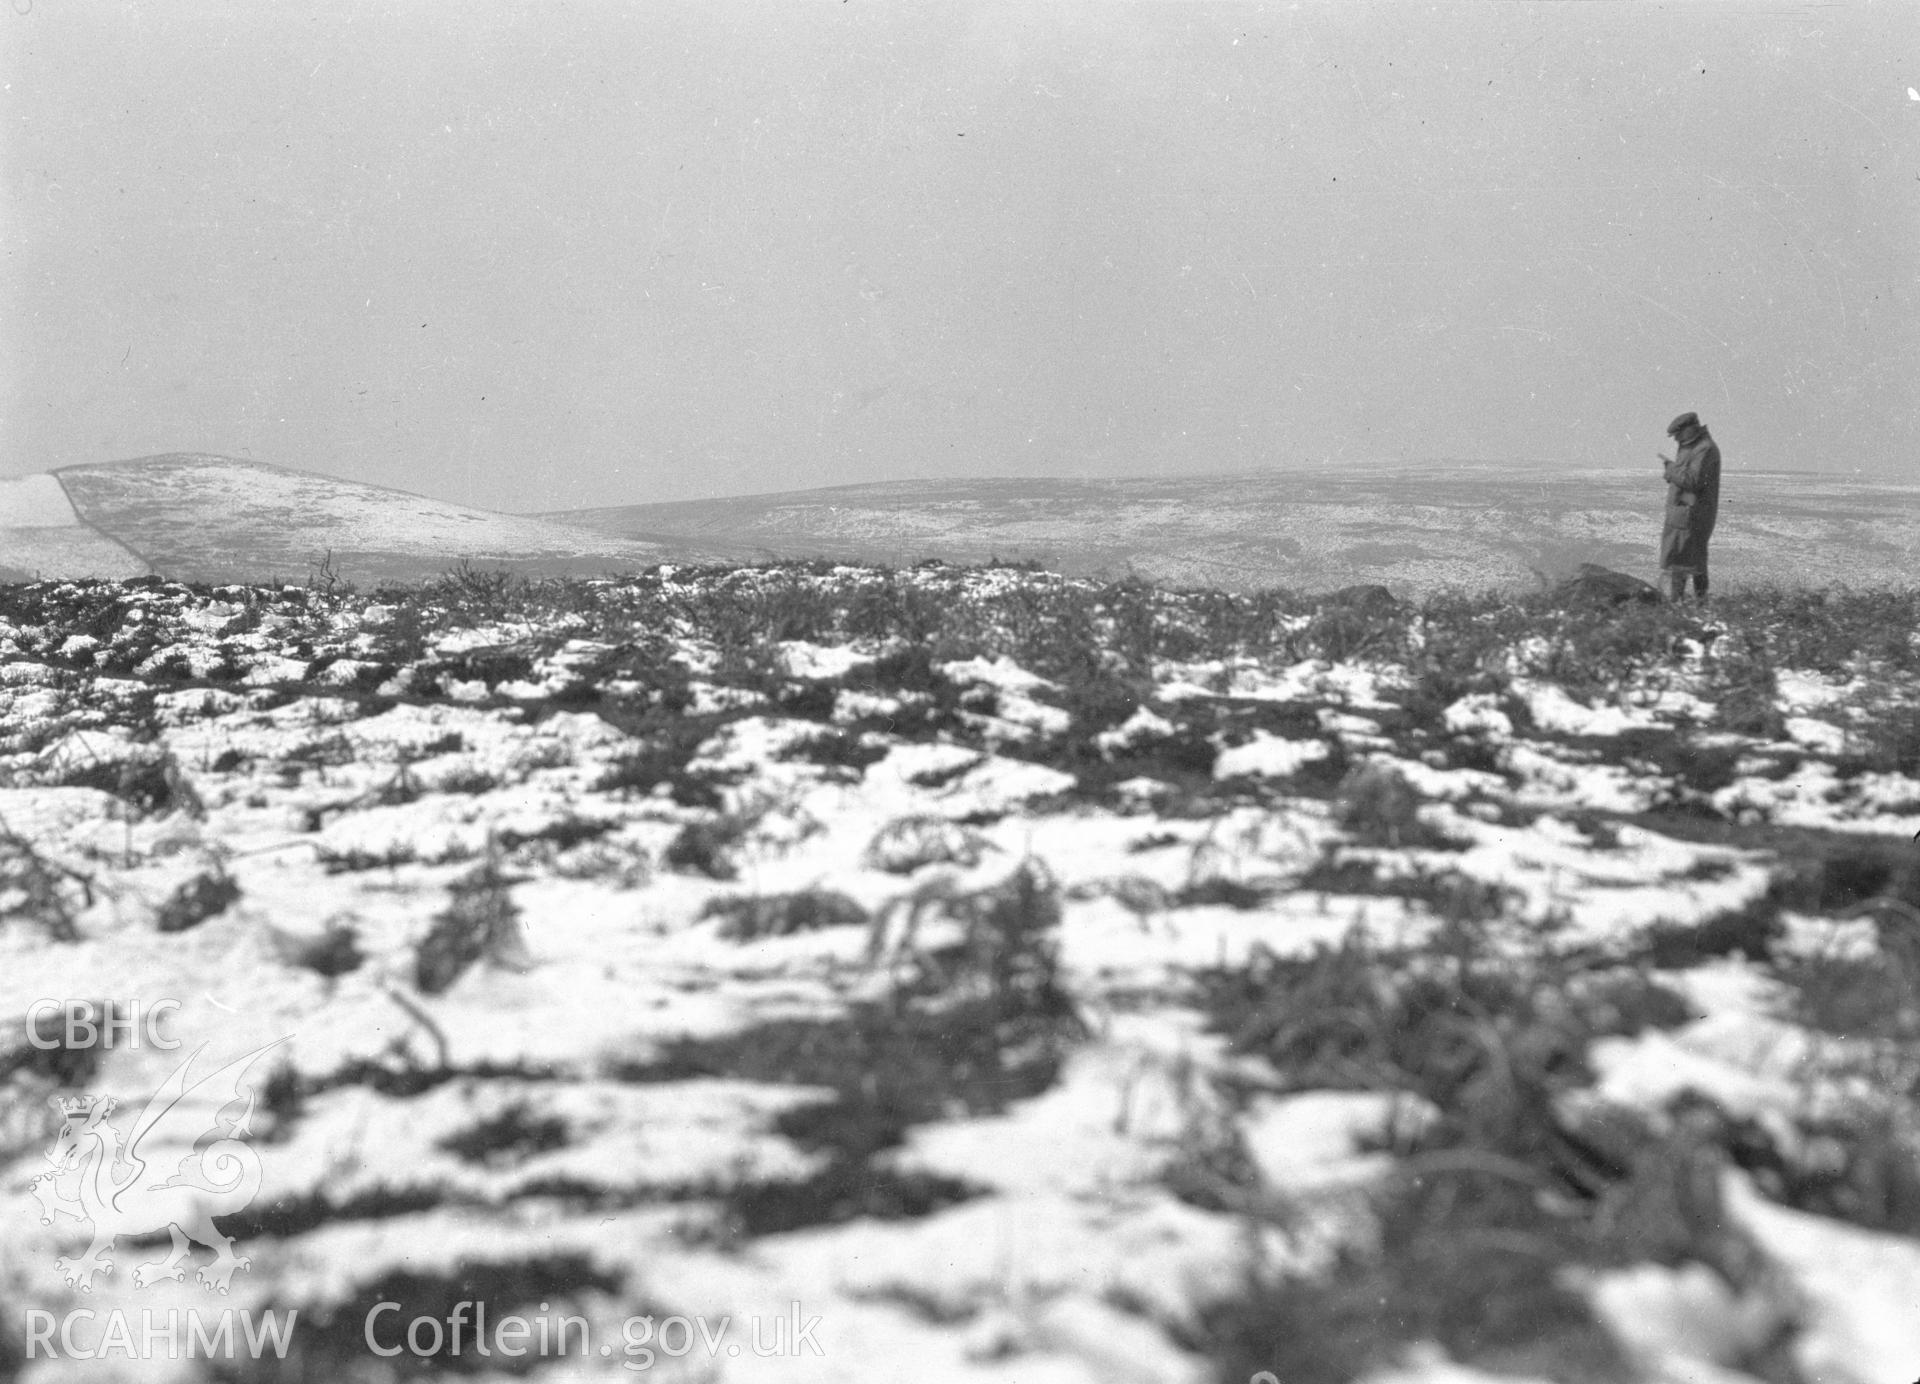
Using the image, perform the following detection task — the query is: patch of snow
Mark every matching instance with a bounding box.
[947,757,1077,814]
[1585,1007,1852,1142]
[35,726,150,776]
[1213,732,1330,780]
[1501,744,1660,814]
[0,661,58,686]
[944,656,1072,740]
[1853,771,1920,815]
[494,677,560,699]
[1783,716,1849,754]
[1774,912,1879,961]
[965,697,1073,743]
[1724,1170,1920,1384]
[1095,706,1177,757]
[180,602,243,634]
[1715,762,1920,835]
[1664,957,1784,1021]
[941,655,1056,696]
[877,742,984,786]
[317,658,378,687]
[151,687,251,726]
[1774,669,1854,714]
[1363,754,1506,801]
[1319,707,1394,750]
[1111,776,1176,805]
[0,785,121,838]
[432,625,536,655]
[1514,679,1660,737]
[1628,686,1718,722]
[907,1039,1214,1193]
[1153,677,1223,703]
[1499,634,1556,677]
[1061,892,1433,982]
[1586,1262,1787,1380]
[1442,693,1512,737]
[832,688,915,723]
[1445,815,1768,945]
[1360,1344,1560,1384]
[1226,658,1403,710]
[1240,1090,1437,1192]
[1011,1295,1212,1384]
[684,682,766,716]
[1318,709,1383,736]
[779,640,876,680]
[240,653,313,684]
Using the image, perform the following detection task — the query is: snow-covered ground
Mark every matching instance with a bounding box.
[0,567,1916,1383]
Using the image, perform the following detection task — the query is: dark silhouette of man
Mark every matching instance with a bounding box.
[1658,412,1720,601]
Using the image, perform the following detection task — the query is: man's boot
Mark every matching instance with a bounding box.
[1667,571,1687,603]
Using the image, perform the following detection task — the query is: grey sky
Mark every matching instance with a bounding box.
[4,1,1914,512]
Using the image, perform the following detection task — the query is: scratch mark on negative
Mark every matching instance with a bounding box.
[1625,288,1730,350]
[1823,92,1890,147]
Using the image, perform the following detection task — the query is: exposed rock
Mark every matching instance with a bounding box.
[864,815,991,874]
[1322,583,1400,613]
[703,888,870,940]
[1555,564,1660,608]
[269,917,367,977]
[154,868,241,933]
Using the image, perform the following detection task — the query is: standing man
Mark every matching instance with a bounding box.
[1659,411,1721,601]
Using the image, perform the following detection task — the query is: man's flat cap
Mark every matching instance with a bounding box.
[1666,412,1700,436]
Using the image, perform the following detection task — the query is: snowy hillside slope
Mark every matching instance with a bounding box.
[548,468,1920,597]
[44,456,727,586]
[0,565,1917,1383]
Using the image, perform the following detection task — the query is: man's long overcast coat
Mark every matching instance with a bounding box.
[1661,428,1721,570]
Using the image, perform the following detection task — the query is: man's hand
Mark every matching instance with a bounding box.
[1658,453,1675,465]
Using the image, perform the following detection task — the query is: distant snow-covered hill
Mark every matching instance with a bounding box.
[5,455,717,586]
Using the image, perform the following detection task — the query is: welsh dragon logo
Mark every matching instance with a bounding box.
[29,1040,283,1295]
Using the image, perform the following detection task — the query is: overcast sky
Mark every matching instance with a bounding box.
[3,2,1914,512]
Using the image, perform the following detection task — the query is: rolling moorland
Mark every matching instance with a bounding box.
[549,467,1920,596]
[4,453,1919,596]
[0,557,1917,1384]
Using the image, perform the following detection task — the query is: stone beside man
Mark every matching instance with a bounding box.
[1659,411,1721,602]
